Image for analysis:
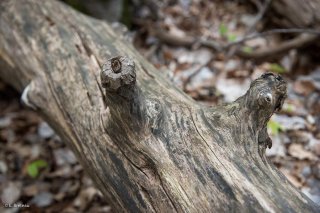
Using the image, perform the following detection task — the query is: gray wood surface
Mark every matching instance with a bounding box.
[0,0,318,212]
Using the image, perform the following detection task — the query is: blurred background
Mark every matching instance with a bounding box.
[1,0,320,212]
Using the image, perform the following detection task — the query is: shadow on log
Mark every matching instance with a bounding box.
[0,0,319,212]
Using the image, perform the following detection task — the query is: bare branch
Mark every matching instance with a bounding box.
[227,0,272,57]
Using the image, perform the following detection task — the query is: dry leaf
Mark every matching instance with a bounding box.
[288,144,317,161]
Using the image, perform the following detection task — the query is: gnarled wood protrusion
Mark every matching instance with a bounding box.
[235,73,287,153]
[0,0,319,212]
[101,56,136,96]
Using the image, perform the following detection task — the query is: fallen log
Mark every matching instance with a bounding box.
[0,0,318,212]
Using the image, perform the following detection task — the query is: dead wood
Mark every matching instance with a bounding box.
[0,0,319,212]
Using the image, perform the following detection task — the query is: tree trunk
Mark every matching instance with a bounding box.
[0,0,318,212]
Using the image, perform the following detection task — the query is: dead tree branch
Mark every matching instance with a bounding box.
[0,0,319,212]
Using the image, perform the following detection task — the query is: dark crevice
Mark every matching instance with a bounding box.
[141,64,155,79]
[139,184,158,213]
[158,174,179,212]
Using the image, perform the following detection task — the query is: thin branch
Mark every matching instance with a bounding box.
[248,0,272,34]
[227,0,272,57]
[226,28,320,48]
[149,23,320,60]
[235,33,318,60]
[251,0,263,10]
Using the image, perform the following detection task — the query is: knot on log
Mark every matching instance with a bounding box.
[246,72,287,119]
[20,78,48,111]
[100,56,136,92]
[242,72,287,150]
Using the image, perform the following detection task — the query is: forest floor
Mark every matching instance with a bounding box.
[1,1,320,212]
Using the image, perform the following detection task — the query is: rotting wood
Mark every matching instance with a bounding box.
[0,0,319,212]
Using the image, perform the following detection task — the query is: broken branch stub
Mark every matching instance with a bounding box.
[100,56,136,98]
[238,72,287,150]
[243,72,287,123]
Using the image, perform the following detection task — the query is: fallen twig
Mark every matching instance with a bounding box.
[235,33,318,60]
[152,25,320,60]
[227,0,272,57]
[226,28,320,48]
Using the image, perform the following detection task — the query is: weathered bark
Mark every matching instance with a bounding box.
[0,0,318,212]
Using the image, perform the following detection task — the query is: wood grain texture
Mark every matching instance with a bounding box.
[0,0,319,212]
